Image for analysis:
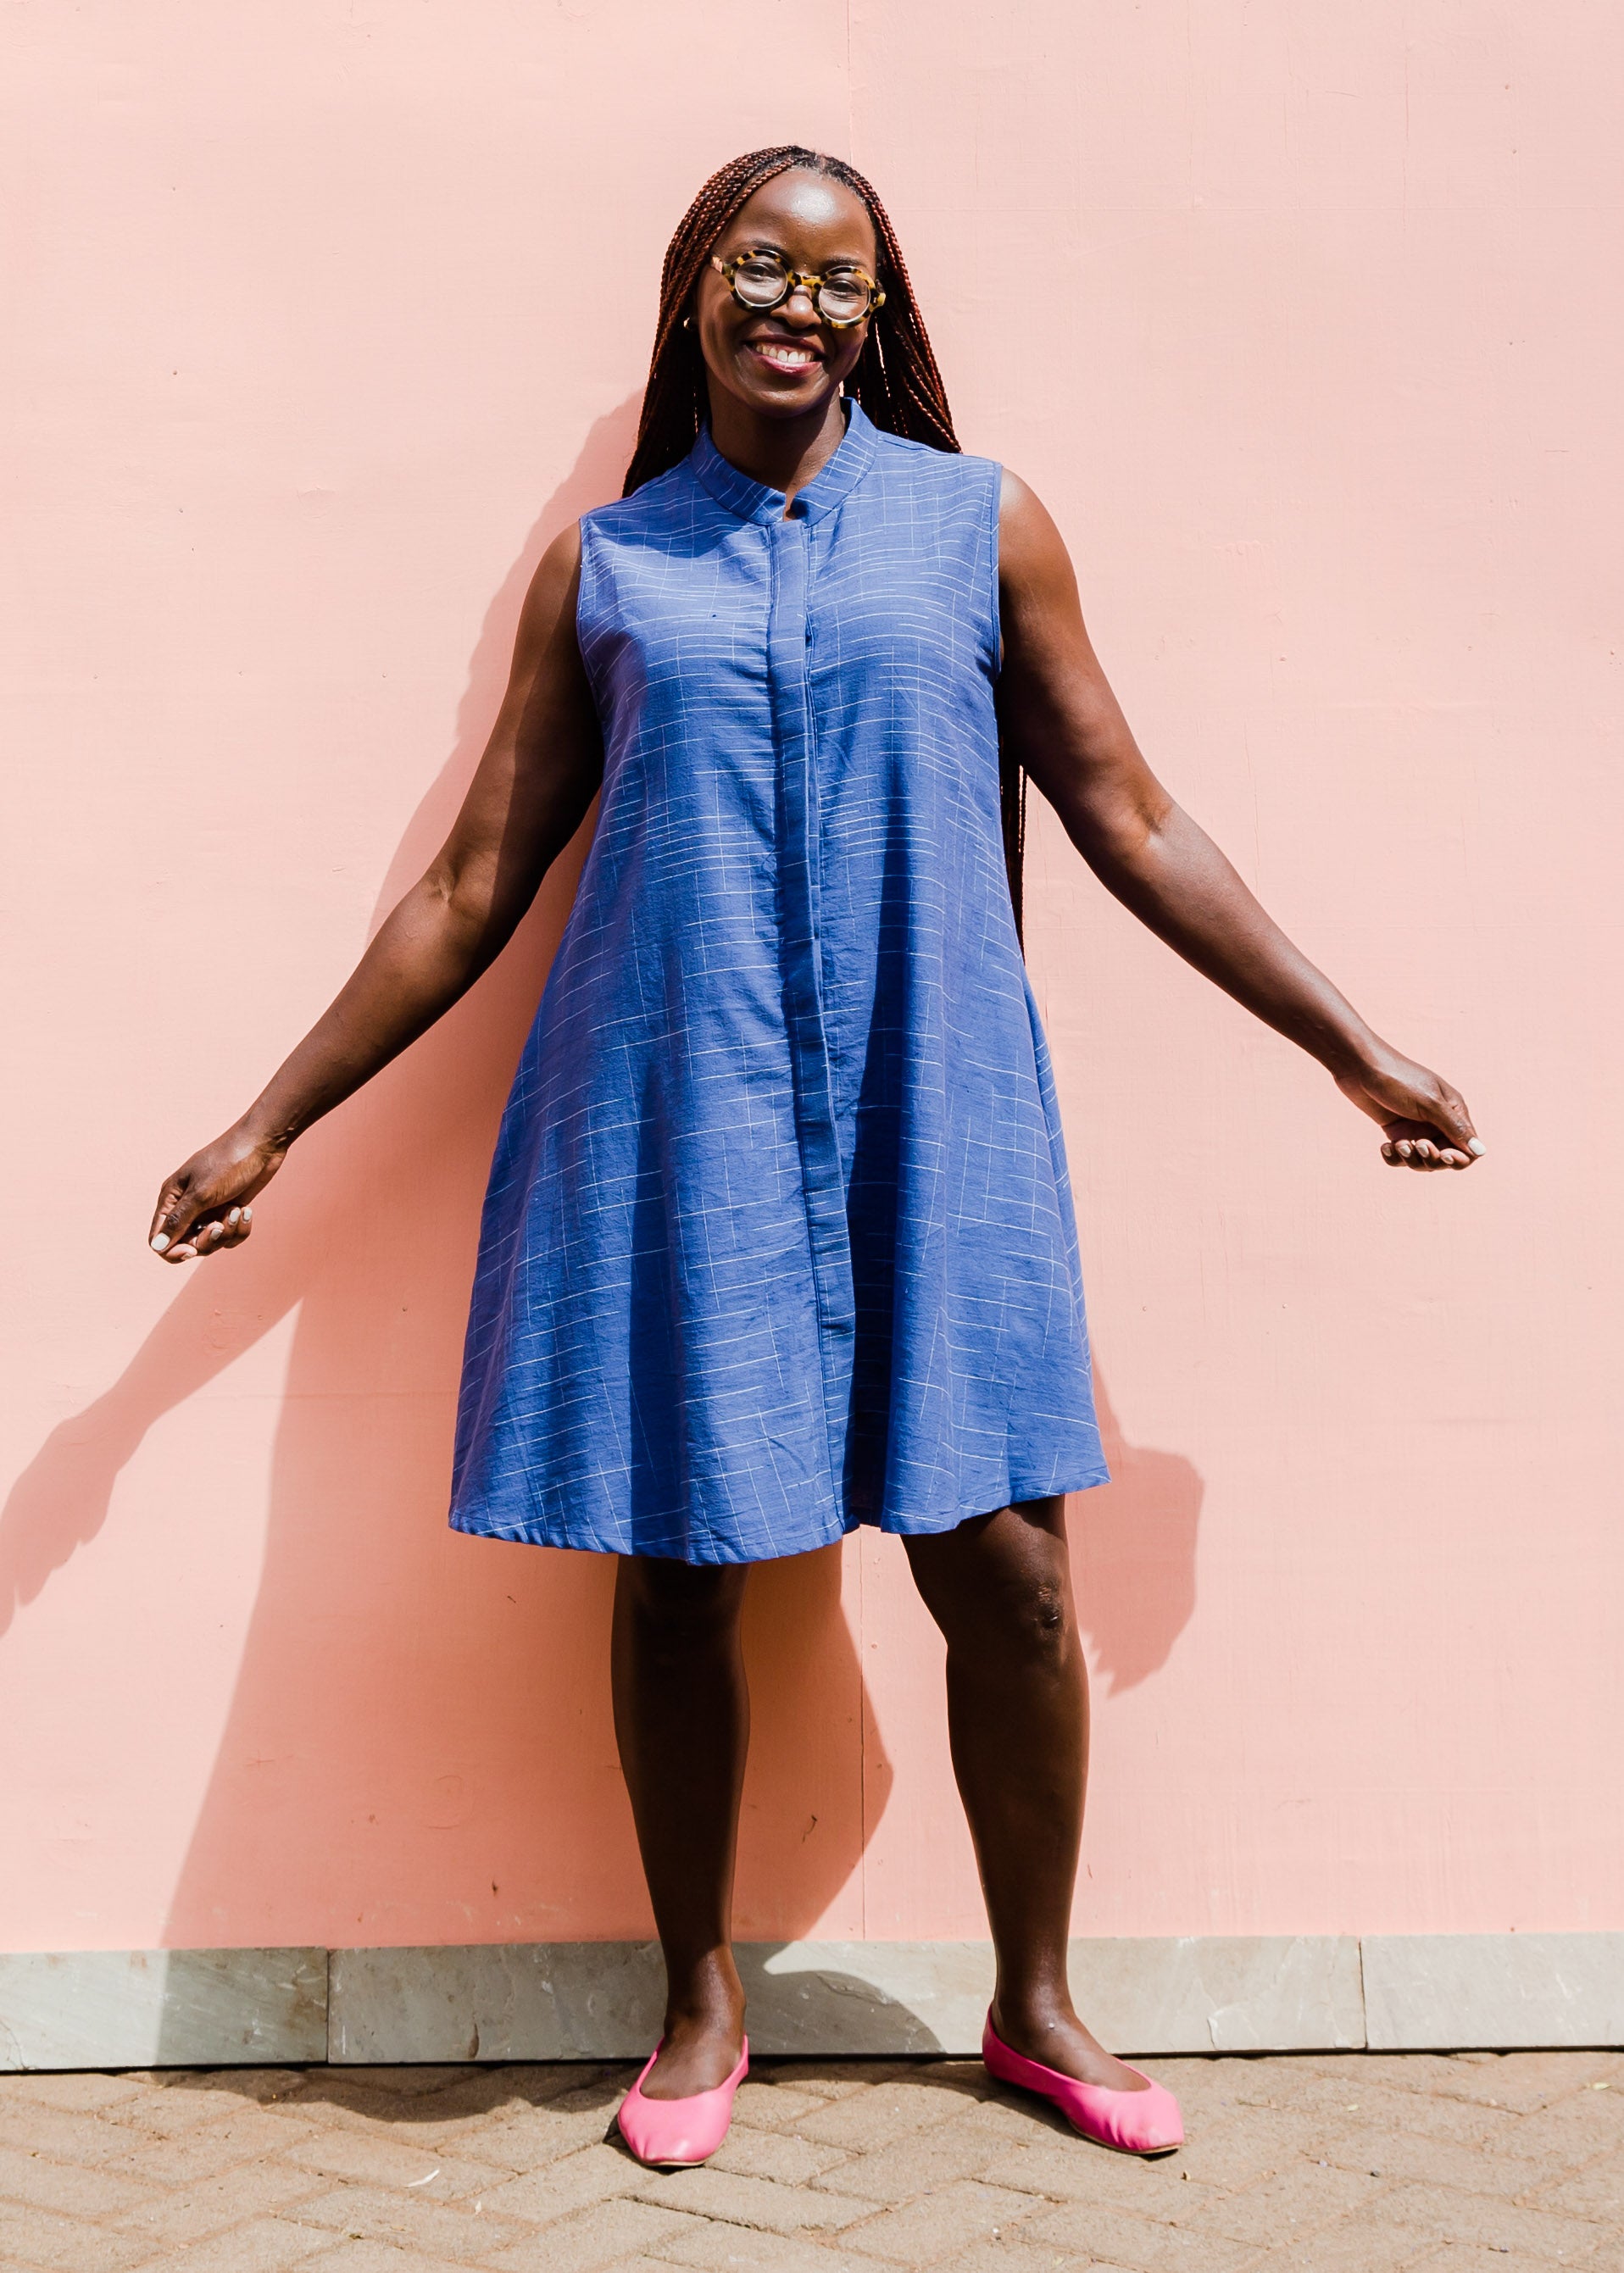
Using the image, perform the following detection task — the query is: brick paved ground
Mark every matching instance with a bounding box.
[0,2048,1621,2272]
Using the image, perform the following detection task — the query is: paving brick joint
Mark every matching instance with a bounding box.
[0,2048,1619,2270]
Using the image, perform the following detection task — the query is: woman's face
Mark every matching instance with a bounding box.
[693,169,879,425]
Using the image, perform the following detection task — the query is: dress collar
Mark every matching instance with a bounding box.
[688,397,880,526]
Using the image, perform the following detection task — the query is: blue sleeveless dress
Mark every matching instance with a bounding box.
[448,401,1107,1563]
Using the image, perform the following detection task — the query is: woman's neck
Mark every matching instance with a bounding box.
[705,388,848,509]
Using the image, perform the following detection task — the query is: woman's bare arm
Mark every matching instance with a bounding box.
[996,472,1482,1170]
[148,523,603,1261]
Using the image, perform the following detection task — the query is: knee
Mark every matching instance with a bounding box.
[1020,1575,1073,1661]
[978,1571,1075,1671]
[620,1558,744,1663]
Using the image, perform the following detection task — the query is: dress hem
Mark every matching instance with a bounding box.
[447,1460,1112,1566]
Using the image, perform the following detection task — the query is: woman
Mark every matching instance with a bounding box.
[150,146,1482,2165]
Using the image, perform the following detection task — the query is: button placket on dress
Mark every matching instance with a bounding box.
[766,500,855,1465]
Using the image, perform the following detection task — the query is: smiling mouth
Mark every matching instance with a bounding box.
[746,339,821,374]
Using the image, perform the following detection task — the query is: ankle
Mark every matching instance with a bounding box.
[664,1995,745,2036]
[991,1990,1079,2045]
[662,1949,745,2035]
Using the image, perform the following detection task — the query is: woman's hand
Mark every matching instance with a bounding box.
[148,1124,286,1263]
[1334,1048,1486,1172]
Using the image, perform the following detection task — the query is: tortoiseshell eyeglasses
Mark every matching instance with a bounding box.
[709,248,885,329]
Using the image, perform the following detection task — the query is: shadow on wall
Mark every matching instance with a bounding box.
[2,398,879,1966]
[1074,1375,1203,1697]
[0,397,1200,1994]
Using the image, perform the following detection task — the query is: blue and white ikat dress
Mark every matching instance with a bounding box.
[448,400,1108,1564]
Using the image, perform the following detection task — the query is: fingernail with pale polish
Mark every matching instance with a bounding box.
[228,1208,242,1224]
[151,1234,170,1252]
[1467,1138,1487,1157]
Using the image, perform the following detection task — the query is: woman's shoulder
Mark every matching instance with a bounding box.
[866,430,1002,527]
[870,425,1001,484]
[865,431,1002,541]
[581,459,697,543]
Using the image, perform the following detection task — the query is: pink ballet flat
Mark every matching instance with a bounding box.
[616,2036,748,2168]
[982,2015,1183,2155]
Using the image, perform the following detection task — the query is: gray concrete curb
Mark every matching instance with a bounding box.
[2,1934,1620,2069]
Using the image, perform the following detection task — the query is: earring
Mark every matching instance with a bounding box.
[681,315,692,330]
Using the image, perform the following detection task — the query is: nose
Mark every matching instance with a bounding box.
[779,280,820,326]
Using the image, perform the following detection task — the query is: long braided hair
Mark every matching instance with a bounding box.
[623,145,1028,940]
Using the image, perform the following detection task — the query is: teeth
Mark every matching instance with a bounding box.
[756,345,815,367]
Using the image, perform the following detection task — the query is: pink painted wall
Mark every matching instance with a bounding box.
[3,2,1618,1954]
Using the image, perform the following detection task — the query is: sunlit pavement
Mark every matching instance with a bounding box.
[2,2048,1621,2270]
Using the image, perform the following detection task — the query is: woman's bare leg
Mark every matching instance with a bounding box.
[611,1553,750,2097]
[903,1495,1147,2090]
